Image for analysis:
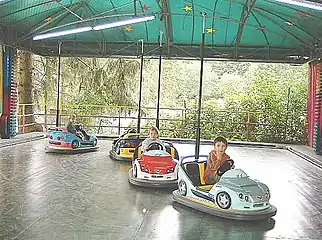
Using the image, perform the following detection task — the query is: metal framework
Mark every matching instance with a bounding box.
[1,0,322,63]
[1,0,322,151]
[234,0,257,58]
[0,34,312,64]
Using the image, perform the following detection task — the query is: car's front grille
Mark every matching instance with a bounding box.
[151,175,163,178]
[253,203,264,207]
[49,141,61,145]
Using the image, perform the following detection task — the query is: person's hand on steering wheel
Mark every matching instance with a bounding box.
[147,142,164,151]
[217,159,234,176]
[75,123,83,130]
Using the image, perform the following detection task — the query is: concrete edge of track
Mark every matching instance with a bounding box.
[286,146,322,169]
[0,133,46,149]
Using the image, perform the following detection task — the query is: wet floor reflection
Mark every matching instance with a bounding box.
[0,140,321,239]
[173,143,322,239]
[173,202,275,240]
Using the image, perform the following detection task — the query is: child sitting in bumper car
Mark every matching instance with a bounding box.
[66,114,90,141]
[204,136,234,185]
[141,126,165,152]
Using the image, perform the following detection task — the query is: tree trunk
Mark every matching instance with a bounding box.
[17,51,35,133]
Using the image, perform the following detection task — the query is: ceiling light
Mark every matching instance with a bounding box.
[275,0,322,11]
[93,16,155,30]
[33,27,92,40]
[33,15,155,41]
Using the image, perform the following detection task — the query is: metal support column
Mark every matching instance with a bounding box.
[156,30,163,129]
[137,40,144,133]
[195,13,207,160]
[55,42,62,127]
[0,47,16,139]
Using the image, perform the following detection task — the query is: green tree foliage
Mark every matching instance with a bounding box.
[31,55,308,143]
[141,59,202,108]
[33,56,57,109]
[244,64,308,143]
[33,56,140,128]
[210,61,251,79]
[174,62,308,143]
[61,58,139,107]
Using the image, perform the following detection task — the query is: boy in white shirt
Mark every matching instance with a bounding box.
[141,126,165,152]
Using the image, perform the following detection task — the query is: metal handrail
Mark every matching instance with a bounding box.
[16,103,306,143]
[17,103,36,133]
[39,104,258,140]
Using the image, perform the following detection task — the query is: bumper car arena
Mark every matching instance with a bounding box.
[0,139,321,239]
[1,0,322,239]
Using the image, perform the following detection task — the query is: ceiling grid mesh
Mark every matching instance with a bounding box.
[0,0,321,63]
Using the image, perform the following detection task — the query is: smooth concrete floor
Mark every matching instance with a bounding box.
[0,140,321,240]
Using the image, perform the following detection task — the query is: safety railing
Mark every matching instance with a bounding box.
[17,103,307,143]
[17,103,37,133]
[37,104,264,140]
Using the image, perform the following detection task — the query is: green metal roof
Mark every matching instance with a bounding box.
[1,0,322,63]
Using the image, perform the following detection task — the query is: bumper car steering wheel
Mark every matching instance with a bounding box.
[147,142,164,151]
[217,159,235,176]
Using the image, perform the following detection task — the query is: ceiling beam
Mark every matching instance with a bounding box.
[161,0,173,56]
[233,0,257,59]
[255,10,313,48]
[15,3,83,44]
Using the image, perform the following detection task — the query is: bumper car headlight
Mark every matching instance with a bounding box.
[238,193,244,199]
[245,195,249,202]
[145,168,149,173]
[265,191,270,199]
[167,168,174,173]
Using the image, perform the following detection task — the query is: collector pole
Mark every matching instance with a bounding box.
[195,12,207,160]
[55,41,62,127]
[137,39,144,133]
[156,30,163,129]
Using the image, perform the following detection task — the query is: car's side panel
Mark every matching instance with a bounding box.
[47,129,97,150]
[120,148,136,158]
[178,161,273,211]
[177,165,196,197]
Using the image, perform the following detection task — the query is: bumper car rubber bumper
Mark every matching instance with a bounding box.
[172,190,277,221]
[45,145,99,154]
[128,169,178,188]
[109,150,132,162]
